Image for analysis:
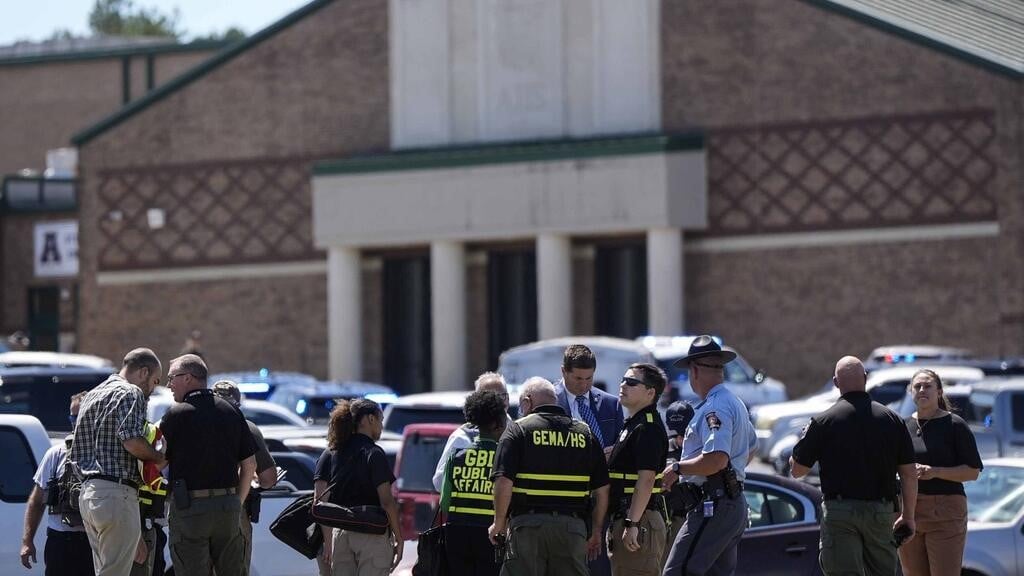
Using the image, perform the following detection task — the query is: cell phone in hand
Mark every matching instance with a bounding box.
[892,524,912,548]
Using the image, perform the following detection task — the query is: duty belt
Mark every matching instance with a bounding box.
[85,475,139,491]
[189,487,237,498]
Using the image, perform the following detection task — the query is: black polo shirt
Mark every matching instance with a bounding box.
[161,389,258,490]
[793,391,914,501]
[607,403,668,505]
[314,433,394,507]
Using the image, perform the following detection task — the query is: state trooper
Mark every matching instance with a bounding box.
[605,363,669,576]
[489,377,610,576]
[660,336,757,576]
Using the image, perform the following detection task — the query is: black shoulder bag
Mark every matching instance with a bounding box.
[310,448,389,535]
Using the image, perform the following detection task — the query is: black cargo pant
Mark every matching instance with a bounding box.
[444,524,500,576]
[45,528,95,576]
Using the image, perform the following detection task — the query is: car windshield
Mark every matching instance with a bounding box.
[966,464,1024,522]
[396,432,449,492]
[0,371,110,431]
[384,407,466,434]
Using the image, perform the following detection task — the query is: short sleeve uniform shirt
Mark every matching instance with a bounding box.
[678,384,756,484]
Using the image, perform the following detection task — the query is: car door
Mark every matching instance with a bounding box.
[738,483,822,576]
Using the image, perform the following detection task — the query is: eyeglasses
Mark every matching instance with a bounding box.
[692,362,724,370]
[166,372,189,385]
[620,377,648,388]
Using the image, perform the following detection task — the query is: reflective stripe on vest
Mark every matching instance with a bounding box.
[446,444,496,523]
[609,472,664,494]
[510,413,595,511]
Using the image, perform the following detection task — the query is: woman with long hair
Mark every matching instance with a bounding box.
[898,369,982,576]
[314,399,402,575]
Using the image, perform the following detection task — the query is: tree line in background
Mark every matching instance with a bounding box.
[47,0,246,43]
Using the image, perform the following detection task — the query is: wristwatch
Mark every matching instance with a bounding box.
[623,518,638,528]
[672,462,681,474]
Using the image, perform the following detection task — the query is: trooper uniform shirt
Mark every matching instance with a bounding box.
[161,389,258,489]
[678,384,756,484]
[491,405,609,514]
[607,404,668,511]
[442,437,497,525]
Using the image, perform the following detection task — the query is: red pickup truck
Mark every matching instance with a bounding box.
[392,423,459,540]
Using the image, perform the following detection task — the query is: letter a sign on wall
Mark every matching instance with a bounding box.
[34,221,78,277]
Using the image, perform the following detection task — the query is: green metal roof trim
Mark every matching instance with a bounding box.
[805,0,1024,78]
[313,133,704,176]
[71,0,334,146]
[0,39,231,68]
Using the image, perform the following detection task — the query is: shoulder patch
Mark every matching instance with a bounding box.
[645,413,654,423]
[705,412,722,431]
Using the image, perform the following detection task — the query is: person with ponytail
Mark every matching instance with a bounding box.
[898,369,982,576]
[313,399,402,575]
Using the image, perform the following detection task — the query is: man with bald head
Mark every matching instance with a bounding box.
[791,356,917,576]
[489,377,610,576]
[432,372,512,491]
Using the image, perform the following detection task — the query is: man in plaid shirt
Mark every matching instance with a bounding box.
[69,348,167,576]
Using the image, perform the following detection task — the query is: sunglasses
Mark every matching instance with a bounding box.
[621,376,649,388]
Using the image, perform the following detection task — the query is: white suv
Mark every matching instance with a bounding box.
[638,336,788,409]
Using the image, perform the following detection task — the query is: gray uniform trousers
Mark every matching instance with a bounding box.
[662,494,747,576]
[168,494,247,576]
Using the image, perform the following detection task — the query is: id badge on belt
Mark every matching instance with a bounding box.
[703,500,714,518]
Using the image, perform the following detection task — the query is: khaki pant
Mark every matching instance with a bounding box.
[80,479,141,576]
[329,529,393,576]
[500,513,588,576]
[898,494,967,576]
[820,499,897,576]
[168,494,247,576]
[607,510,666,576]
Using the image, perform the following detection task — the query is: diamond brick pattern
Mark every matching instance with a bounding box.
[704,110,996,236]
[95,157,321,270]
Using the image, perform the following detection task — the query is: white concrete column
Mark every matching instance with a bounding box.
[537,233,573,339]
[430,240,467,391]
[647,227,684,335]
[328,247,362,381]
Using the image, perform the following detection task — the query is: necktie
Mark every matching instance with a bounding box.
[576,394,605,446]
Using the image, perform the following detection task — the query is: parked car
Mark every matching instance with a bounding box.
[0,365,113,432]
[393,423,459,540]
[966,380,1024,459]
[0,351,114,369]
[864,344,974,368]
[638,335,788,409]
[498,336,654,396]
[147,396,309,427]
[751,365,985,462]
[260,426,403,470]
[392,470,825,575]
[961,458,1024,576]
[267,379,397,424]
[0,415,55,567]
[208,370,321,401]
[383,390,520,435]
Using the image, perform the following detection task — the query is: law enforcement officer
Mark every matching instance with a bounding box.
[212,380,279,573]
[20,392,94,576]
[661,336,756,576]
[791,356,917,576]
[660,401,695,570]
[489,377,610,576]
[161,354,258,576]
[440,389,508,576]
[606,364,669,576]
[70,348,166,576]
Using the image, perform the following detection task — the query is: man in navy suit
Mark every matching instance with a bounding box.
[553,344,624,576]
